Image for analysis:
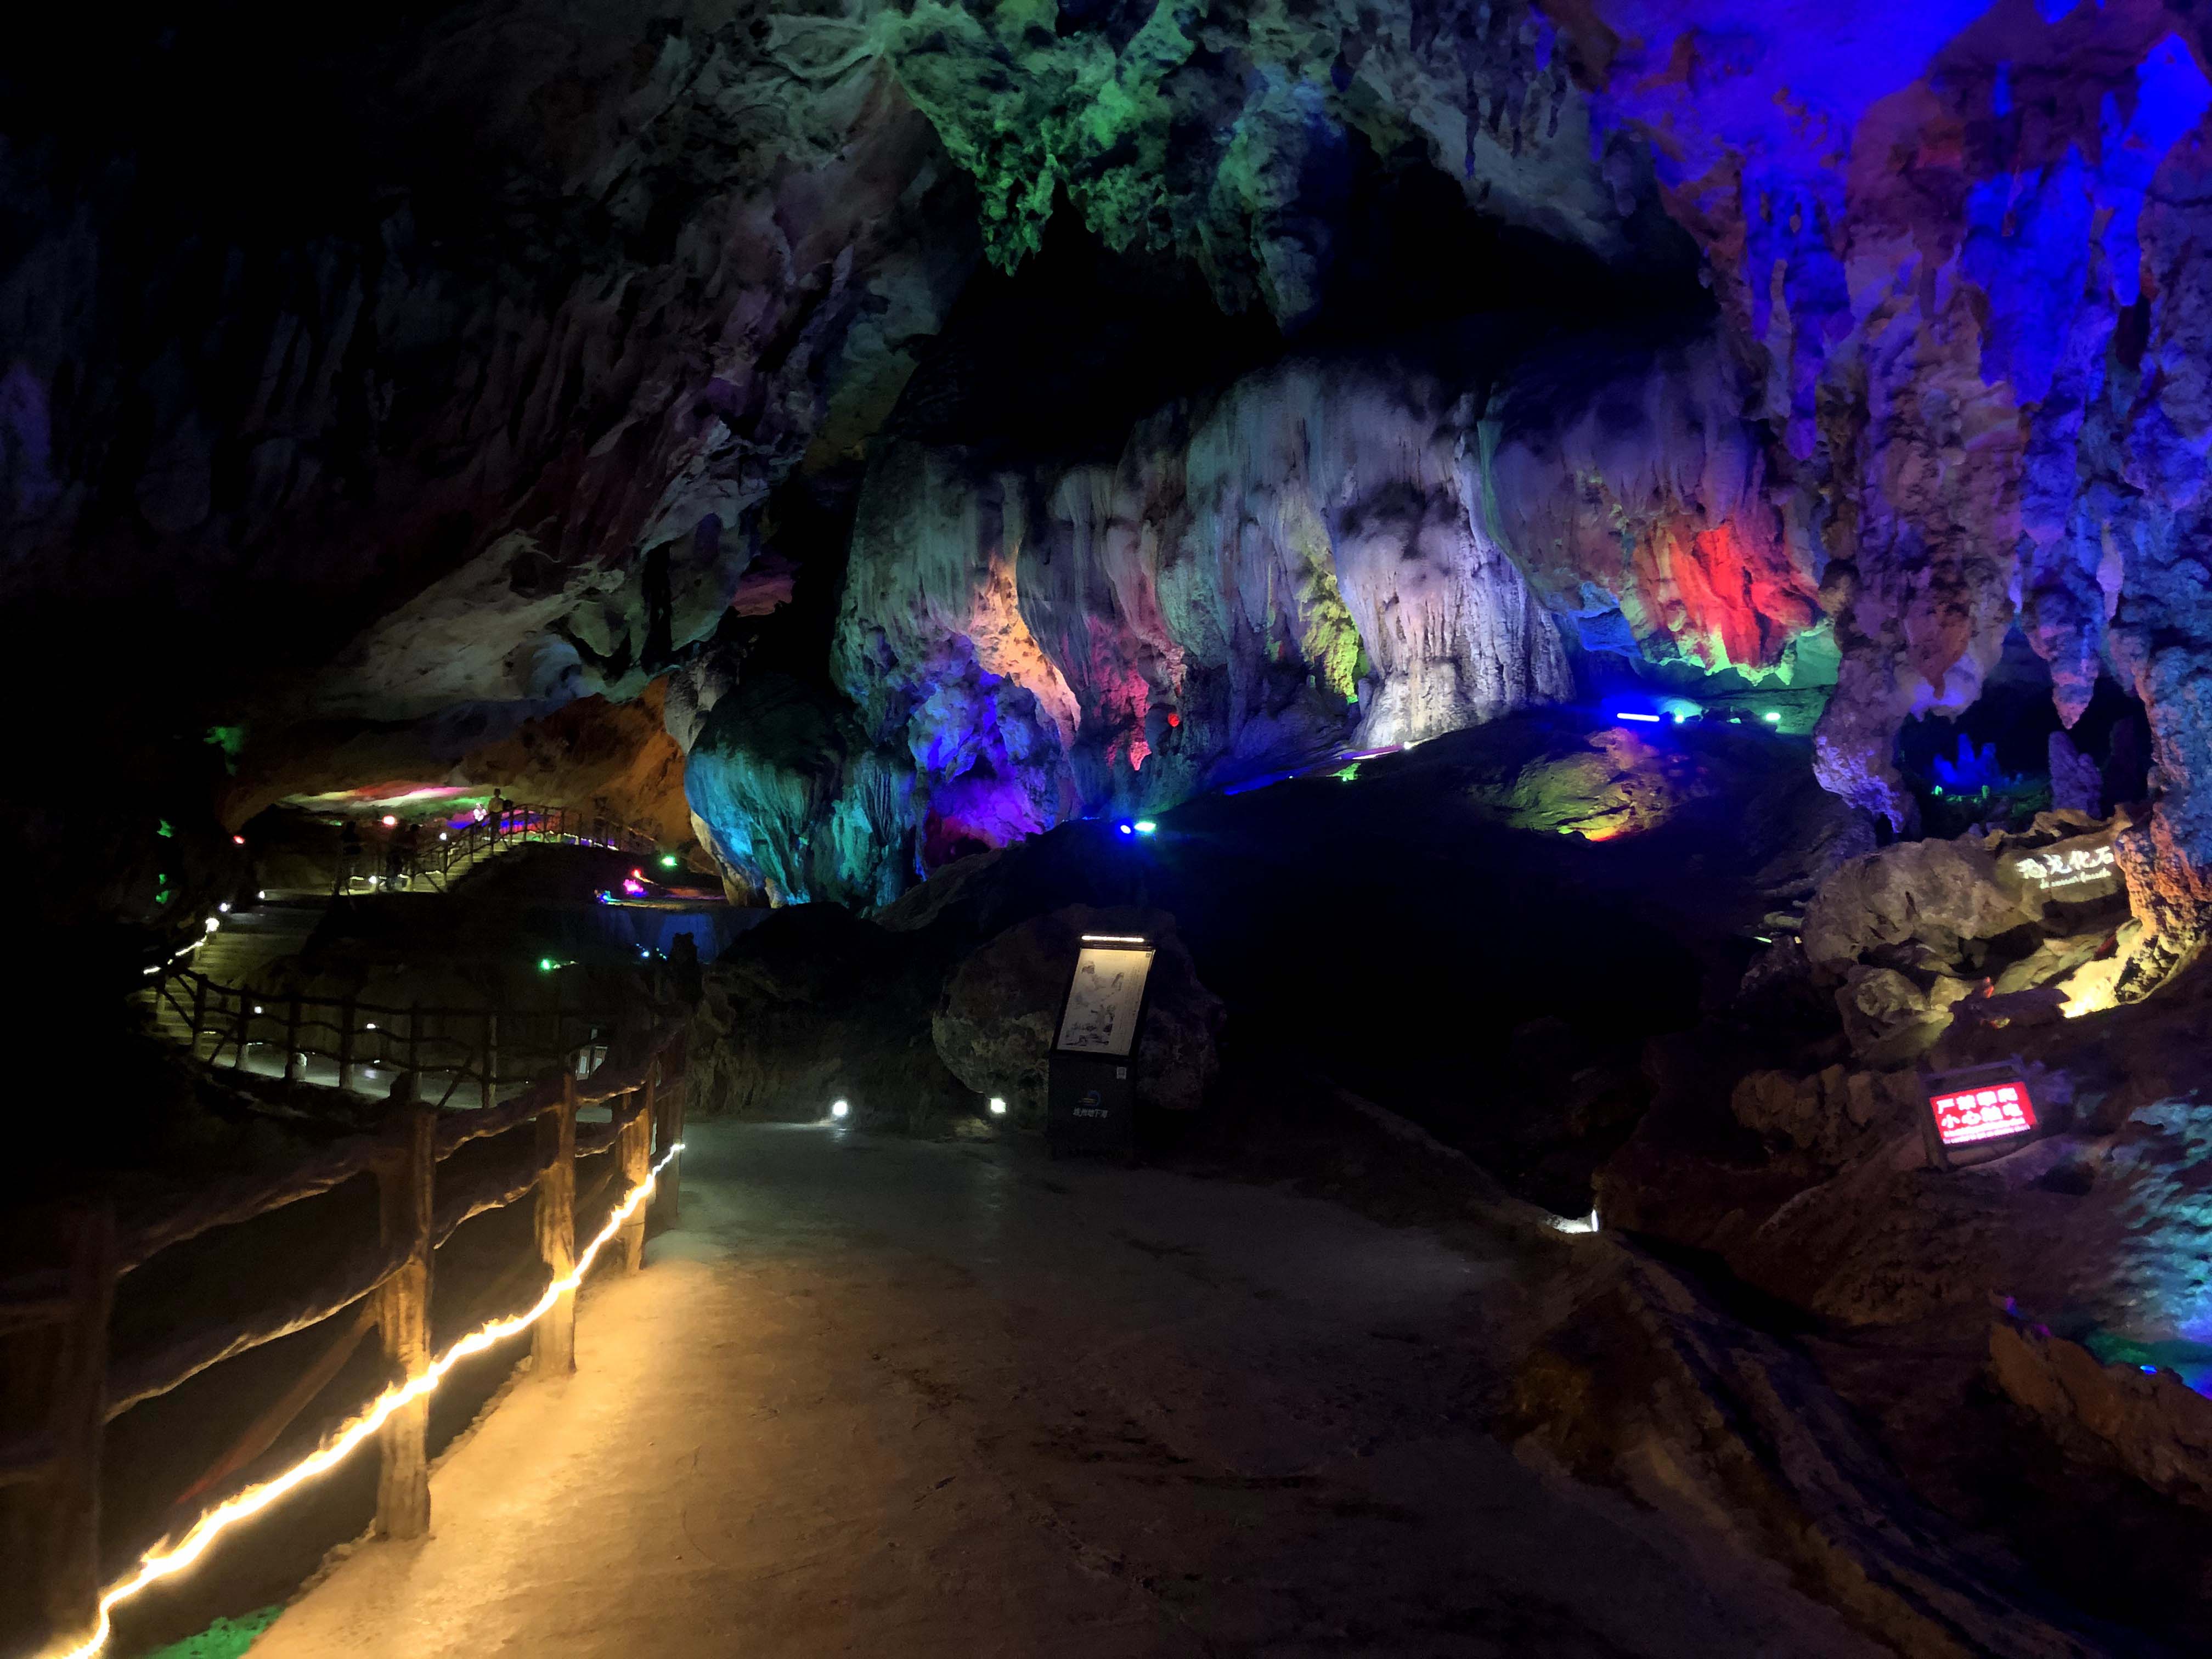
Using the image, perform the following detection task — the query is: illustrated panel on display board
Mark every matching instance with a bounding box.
[1055,945,1156,1058]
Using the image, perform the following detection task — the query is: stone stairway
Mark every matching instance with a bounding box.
[145,898,326,1047]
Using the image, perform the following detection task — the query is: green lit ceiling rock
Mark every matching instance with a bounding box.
[882,0,1655,324]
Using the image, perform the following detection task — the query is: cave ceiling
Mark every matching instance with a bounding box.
[9,0,2212,932]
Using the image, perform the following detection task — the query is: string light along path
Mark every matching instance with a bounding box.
[60,1143,685,1659]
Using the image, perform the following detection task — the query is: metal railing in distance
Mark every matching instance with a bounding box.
[149,969,623,1109]
[341,803,661,896]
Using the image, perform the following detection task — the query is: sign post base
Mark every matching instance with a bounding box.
[1047,1053,1137,1158]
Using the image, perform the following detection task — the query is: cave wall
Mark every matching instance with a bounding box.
[22,0,2212,973]
[2,0,974,736]
[1565,2,2212,979]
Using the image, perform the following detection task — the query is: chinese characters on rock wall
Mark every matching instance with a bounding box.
[2007,843,2118,894]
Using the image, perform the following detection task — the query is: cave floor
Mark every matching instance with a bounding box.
[245,1120,1877,1658]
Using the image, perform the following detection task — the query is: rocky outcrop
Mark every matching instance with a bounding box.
[681,674,915,907]
[1562,5,2212,972]
[4,2,975,833]
[1463,726,1719,841]
[1729,1064,1920,1169]
[688,326,1827,902]
[932,905,1224,1121]
[1797,816,2134,1056]
[682,899,969,1128]
[1991,1318,2212,1514]
[20,0,2212,1000]
[454,682,693,844]
[1505,1242,2131,1659]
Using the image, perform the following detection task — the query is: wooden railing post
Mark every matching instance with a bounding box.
[533,1076,578,1376]
[619,1074,653,1273]
[283,996,302,1084]
[652,1071,684,1229]
[373,1105,435,1540]
[189,973,207,1058]
[337,993,357,1094]
[232,986,249,1070]
[8,1205,116,1659]
[479,1011,497,1111]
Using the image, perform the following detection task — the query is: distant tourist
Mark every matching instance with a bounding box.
[337,819,364,894]
[668,932,704,1007]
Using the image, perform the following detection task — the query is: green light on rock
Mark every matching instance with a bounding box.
[538,957,557,972]
[659,854,680,868]
[204,725,246,774]
[156,820,174,839]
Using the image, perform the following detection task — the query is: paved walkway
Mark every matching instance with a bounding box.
[250,1124,1879,1658]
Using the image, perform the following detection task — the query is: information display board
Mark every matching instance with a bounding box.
[1921,1059,2044,1169]
[1047,935,1156,1156]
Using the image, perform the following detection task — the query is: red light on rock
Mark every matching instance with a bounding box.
[1166,711,1181,727]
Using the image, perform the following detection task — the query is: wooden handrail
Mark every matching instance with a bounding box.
[103,1237,411,1421]
[115,1135,388,1277]
[0,1030,689,1658]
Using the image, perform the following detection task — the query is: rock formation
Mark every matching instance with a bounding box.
[933,904,1223,1119]
[684,328,1819,901]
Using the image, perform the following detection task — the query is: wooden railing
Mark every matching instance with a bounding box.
[149,968,626,1109]
[353,804,659,894]
[0,1030,689,1659]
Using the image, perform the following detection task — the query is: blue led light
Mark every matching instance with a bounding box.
[1118,822,1133,836]
[1613,712,1662,724]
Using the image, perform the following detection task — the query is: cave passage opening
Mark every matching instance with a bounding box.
[889,132,1714,466]
[1892,628,2152,836]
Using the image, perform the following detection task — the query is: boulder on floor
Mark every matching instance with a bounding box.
[933,905,1224,1121]
[1801,817,2134,1058]
[1801,839,2035,976]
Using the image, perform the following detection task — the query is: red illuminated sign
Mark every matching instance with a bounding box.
[1928,1079,2037,1148]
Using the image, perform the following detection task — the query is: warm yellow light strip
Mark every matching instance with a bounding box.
[60,1141,685,1659]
